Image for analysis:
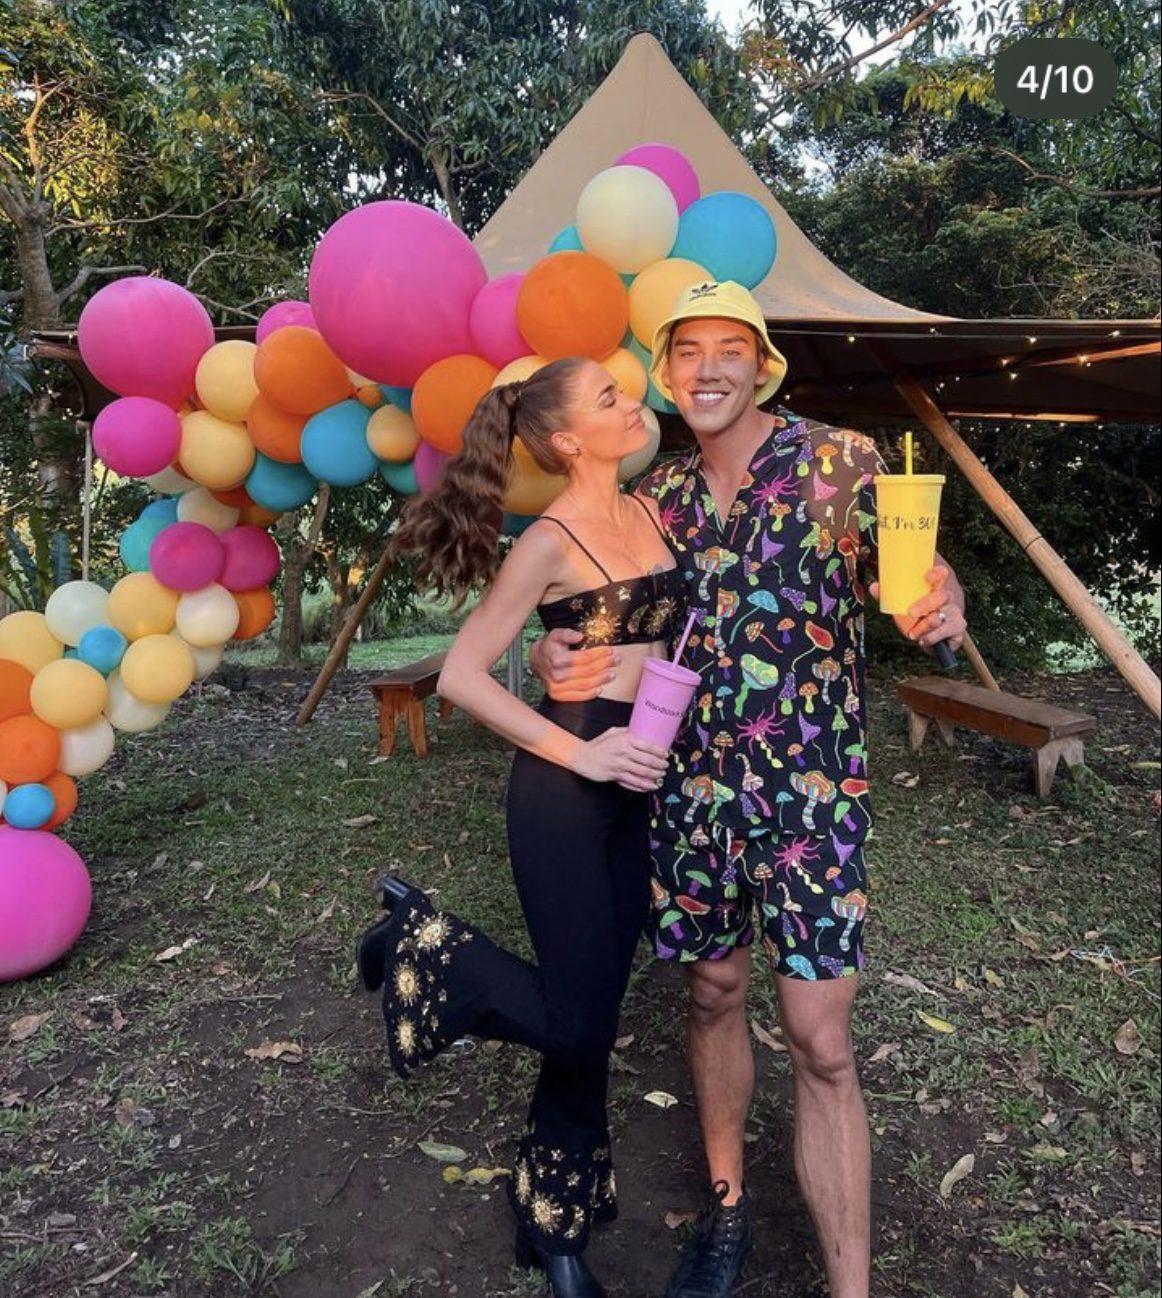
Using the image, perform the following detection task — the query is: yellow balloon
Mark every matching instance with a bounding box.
[107,572,179,641]
[600,348,648,402]
[492,355,549,388]
[505,439,567,515]
[366,405,421,463]
[619,407,662,482]
[576,166,679,274]
[179,410,256,490]
[30,658,109,729]
[119,634,195,704]
[628,257,710,348]
[195,340,260,423]
[176,485,240,533]
[0,611,63,673]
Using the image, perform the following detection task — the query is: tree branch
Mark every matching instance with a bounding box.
[55,265,147,309]
[47,195,239,237]
[318,89,425,153]
[992,147,1161,201]
[798,0,957,91]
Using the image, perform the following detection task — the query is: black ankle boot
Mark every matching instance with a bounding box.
[355,875,418,992]
[514,1227,607,1298]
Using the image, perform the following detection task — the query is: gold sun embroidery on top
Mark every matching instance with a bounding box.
[393,963,419,1006]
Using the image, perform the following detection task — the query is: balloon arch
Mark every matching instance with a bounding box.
[0,145,778,982]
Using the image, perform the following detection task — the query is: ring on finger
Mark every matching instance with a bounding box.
[935,609,948,624]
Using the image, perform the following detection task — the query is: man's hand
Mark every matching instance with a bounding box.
[527,628,619,702]
[870,564,966,654]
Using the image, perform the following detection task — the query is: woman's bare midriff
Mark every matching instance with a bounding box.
[597,640,669,703]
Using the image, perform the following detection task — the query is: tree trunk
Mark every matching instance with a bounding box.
[325,549,353,671]
[276,489,330,665]
[12,209,61,332]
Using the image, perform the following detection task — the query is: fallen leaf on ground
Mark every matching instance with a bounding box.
[1,1090,27,1107]
[314,896,337,924]
[884,971,941,997]
[153,938,198,963]
[916,1011,956,1034]
[110,1007,127,1032]
[983,968,1005,987]
[938,1152,975,1198]
[1013,1284,1030,1298]
[614,1034,635,1050]
[1114,1019,1142,1056]
[417,1140,468,1163]
[342,814,379,829]
[644,1090,679,1109]
[867,1041,900,1065]
[664,1211,697,1230]
[243,870,272,894]
[751,1019,786,1052]
[464,1166,508,1185]
[984,1131,1008,1144]
[8,1012,51,1042]
[892,771,920,787]
[1026,1143,1068,1163]
[244,1040,303,1063]
[1131,1151,1146,1176]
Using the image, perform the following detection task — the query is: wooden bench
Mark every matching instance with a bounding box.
[369,652,453,758]
[897,675,1097,797]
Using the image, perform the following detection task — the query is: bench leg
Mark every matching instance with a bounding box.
[437,697,454,723]
[377,697,403,757]
[405,700,430,758]
[906,708,931,753]
[1033,737,1084,798]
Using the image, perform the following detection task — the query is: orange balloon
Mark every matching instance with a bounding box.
[211,484,254,508]
[43,770,78,830]
[253,326,350,415]
[247,394,306,463]
[238,504,280,527]
[516,253,629,362]
[356,383,383,409]
[412,355,498,455]
[0,714,61,784]
[0,658,34,723]
[233,587,276,640]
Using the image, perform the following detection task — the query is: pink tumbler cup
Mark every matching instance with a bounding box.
[628,657,700,750]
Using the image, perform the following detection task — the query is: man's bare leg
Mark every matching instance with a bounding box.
[777,973,870,1298]
[686,947,752,1203]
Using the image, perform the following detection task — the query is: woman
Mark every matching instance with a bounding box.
[357,357,686,1298]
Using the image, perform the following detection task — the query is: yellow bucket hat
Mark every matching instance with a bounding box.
[649,279,788,405]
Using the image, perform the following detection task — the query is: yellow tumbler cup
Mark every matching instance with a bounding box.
[872,473,945,615]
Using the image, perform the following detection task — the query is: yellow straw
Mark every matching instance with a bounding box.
[904,430,913,476]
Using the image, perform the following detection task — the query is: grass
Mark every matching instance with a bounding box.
[0,654,1158,1297]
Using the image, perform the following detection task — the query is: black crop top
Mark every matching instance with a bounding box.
[535,497,688,648]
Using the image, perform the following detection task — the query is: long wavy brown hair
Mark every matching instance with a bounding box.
[390,357,584,606]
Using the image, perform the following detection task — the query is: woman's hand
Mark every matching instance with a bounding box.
[573,727,669,792]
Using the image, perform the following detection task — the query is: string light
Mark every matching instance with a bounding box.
[846,334,856,344]
[1026,335,1038,344]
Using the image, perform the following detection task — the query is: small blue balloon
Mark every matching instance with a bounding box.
[246,453,317,512]
[379,458,419,497]
[119,521,153,572]
[78,624,127,675]
[627,336,677,414]
[671,192,777,290]
[4,783,54,830]
[301,400,378,487]
[380,385,413,414]
[140,497,180,525]
[548,225,584,254]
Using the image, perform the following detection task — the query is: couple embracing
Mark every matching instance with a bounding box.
[357,281,966,1298]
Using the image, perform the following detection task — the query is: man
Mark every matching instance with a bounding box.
[531,281,966,1298]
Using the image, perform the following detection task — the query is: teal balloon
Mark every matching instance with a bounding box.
[380,458,419,497]
[120,519,158,571]
[246,453,317,511]
[548,225,584,253]
[3,783,54,830]
[502,513,538,537]
[301,400,378,487]
[77,624,127,675]
[140,498,179,525]
[628,336,677,414]
[380,385,413,413]
[671,192,777,290]
[62,647,79,660]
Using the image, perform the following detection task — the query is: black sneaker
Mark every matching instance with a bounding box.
[664,1181,753,1298]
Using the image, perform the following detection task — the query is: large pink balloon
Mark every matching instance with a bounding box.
[256,300,317,343]
[308,202,487,387]
[0,828,92,983]
[92,396,182,477]
[149,522,226,592]
[468,275,530,368]
[77,277,214,406]
[615,144,701,213]
[218,526,281,591]
[414,441,451,495]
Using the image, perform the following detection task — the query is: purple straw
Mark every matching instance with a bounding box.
[672,609,699,665]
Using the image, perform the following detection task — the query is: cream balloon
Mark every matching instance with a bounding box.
[576,166,680,274]
[44,580,111,646]
[366,405,420,463]
[175,583,240,646]
[491,355,549,388]
[57,715,116,776]
[195,340,260,423]
[106,572,179,640]
[176,485,241,533]
[143,464,197,494]
[119,634,195,703]
[170,632,224,680]
[0,610,64,673]
[618,407,662,482]
[104,669,173,733]
[30,658,108,729]
[179,410,256,490]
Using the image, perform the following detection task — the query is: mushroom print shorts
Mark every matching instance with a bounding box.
[649,820,869,979]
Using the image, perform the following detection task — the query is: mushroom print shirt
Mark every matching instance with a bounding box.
[639,410,886,844]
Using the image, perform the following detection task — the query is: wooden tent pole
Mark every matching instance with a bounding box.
[296,542,395,725]
[960,632,998,690]
[889,366,1161,719]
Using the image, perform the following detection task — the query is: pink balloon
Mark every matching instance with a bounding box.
[92,396,182,477]
[308,201,487,387]
[256,300,317,344]
[77,277,214,406]
[615,144,701,213]
[414,441,451,495]
[218,526,281,591]
[149,522,225,592]
[0,828,92,983]
[468,275,530,368]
